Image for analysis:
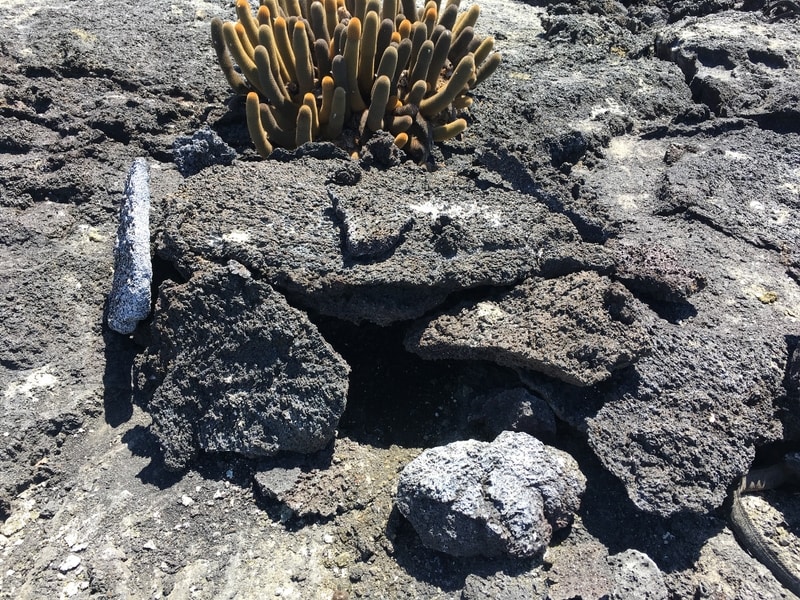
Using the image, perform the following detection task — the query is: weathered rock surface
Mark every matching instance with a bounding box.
[655,10,800,121]
[2,0,800,597]
[405,271,653,386]
[395,431,586,558]
[158,160,610,325]
[133,261,350,470]
[172,127,236,177]
[106,158,152,334]
[578,125,798,516]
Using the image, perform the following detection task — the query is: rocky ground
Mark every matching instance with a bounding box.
[1,0,800,598]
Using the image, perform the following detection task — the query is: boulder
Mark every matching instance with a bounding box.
[395,431,585,558]
[405,271,652,387]
[133,261,350,470]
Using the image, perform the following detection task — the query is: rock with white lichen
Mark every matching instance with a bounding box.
[395,431,586,558]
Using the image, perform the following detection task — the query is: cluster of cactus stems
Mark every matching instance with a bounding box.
[210,0,500,162]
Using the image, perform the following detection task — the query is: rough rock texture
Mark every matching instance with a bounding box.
[655,11,800,121]
[405,271,653,386]
[580,124,796,517]
[395,431,586,558]
[2,0,800,598]
[172,127,236,177]
[158,160,610,325]
[608,549,668,600]
[133,261,350,470]
[106,158,152,334]
[608,238,706,303]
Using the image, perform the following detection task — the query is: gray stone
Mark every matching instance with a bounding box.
[608,549,668,600]
[395,431,586,558]
[330,184,414,259]
[461,572,544,600]
[106,158,152,334]
[579,127,795,516]
[172,127,236,177]
[657,129,800,254]
[133,261,350,470]
[609,239,705,303]
[405,271,653,387]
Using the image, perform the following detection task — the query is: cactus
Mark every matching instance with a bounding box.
[210,0,501,162]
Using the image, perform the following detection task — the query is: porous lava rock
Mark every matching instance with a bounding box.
[158,159,610,325]
[133,261,350,470]
[405,271,653,386]
[395,431,586,558]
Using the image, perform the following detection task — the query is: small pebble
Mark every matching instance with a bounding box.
[180,495,195,507]
[58,554,81,572]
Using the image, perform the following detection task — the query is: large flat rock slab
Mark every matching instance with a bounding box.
[158,159,610,324]
[405,271,653,386]
[575,126,800,516]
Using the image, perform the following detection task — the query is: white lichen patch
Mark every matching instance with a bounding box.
[408,200,503,227]
[222,230,252,244]
[3,367,58,403]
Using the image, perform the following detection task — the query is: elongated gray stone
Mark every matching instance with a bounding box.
[107,158,152,334]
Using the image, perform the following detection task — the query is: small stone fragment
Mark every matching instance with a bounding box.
[172,127,236,177]
[58,554,81,572]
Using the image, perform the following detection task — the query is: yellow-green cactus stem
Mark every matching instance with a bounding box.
[438,3,457,30]
[419,53,473,117]
[381,0,398,22]
[273,17,298,84]
[310,1,330,43]
[319,75,336,124]
[394,131,409,148]
[474,51,501,86]
[293,21,315,96]
[296,104,314,146]
[426,29,451,90]
[358,11,380,97]
[258,104,296,147]
[324,86,347,139]
[376,45,398,83]
[222,22,262,94]
[472,35,494,67]
[433,117,467,141]
[324,0,339,37]
[389,114,413,133]
[246,92,274,158]
[344,17,367,111]
[408,21,427,69]
[286,0,303,17]
[210,18,249,95]
[236,0,261,47]
[258,24,291,87]
[409,40,434,86]
[257,5,271,26]
[422,3,437,38]
[253,46,297,129]
[303,92,321,136]
[405,79,428,106]
[366,75,391,131]
[451,3,479,39]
